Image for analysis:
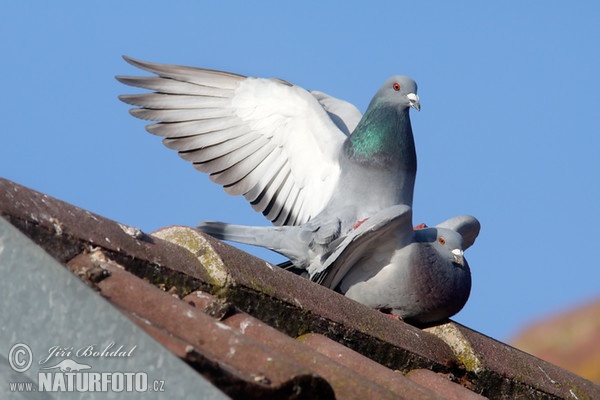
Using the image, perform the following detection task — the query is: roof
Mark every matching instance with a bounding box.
[1,177,598,399]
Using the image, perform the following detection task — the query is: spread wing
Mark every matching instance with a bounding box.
[117,56,356,226]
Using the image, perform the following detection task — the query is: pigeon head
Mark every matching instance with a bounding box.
[416,227,466,267]
[401,225,472,324]
[371,75,420,112]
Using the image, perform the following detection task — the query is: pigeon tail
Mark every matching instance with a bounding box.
[197,221,249,243]
[197,221,307,265]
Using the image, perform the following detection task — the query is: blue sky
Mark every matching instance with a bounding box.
[2,2,598,342]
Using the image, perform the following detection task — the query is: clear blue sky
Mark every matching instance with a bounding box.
[2,2,598,341]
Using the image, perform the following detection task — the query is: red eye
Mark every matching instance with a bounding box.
[438,237,446,245]
[393,82,401,91]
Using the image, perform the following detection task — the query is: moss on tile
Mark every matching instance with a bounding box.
[152,226,231,287]
[425,322,483,374]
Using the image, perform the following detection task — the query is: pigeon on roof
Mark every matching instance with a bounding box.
[198,205,480,323]
[118,57,481,322]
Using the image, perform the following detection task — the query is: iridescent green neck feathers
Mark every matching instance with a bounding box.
[345,103,416,169]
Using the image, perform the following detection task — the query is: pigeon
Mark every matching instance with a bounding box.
[117,56,420,233]
[118,57,480,322]
[199,205,480,324]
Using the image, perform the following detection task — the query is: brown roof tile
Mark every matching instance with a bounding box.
[222,313,402,399]
[427,322,599,399]
[2,177,600,399]
[298,333,444,399]
[407,369,487,400]
[67,250,332,399]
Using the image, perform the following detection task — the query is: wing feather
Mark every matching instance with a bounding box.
[275,184,301,225]
[131,108,233,122]
[207,143,274,188]
[117,76,231,97]
[228,149,285,196]
[146,118,244,138]
[120,93,229,110]
[243,150,286,203]
[179,134,262,163]
[162,127,249,151]
[250,164,291,216]
[264,172,295,222]
[118,56,360,225]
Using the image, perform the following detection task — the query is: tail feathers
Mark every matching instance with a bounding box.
[197,221,306,264]
[197,221,262,245]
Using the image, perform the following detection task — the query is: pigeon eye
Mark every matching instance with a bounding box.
[438,237,446,245]
[393,82,401,91]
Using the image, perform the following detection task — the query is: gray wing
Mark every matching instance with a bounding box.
[311,204,413,288]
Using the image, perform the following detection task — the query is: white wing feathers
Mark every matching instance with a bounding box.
[118,56,354,226]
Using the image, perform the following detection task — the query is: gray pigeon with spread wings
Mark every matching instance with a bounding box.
[117,57,420,231]
[117,58,480,322]
[199,205,480,324]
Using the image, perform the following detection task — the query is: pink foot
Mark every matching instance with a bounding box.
[377,308,404,321]
[387,313,403,321]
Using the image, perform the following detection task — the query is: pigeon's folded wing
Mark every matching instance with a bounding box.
[311,204,413,288]
[118,56,354,226]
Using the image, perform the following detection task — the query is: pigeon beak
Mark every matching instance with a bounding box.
[451,249,464,266]
[406,93,420,111]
